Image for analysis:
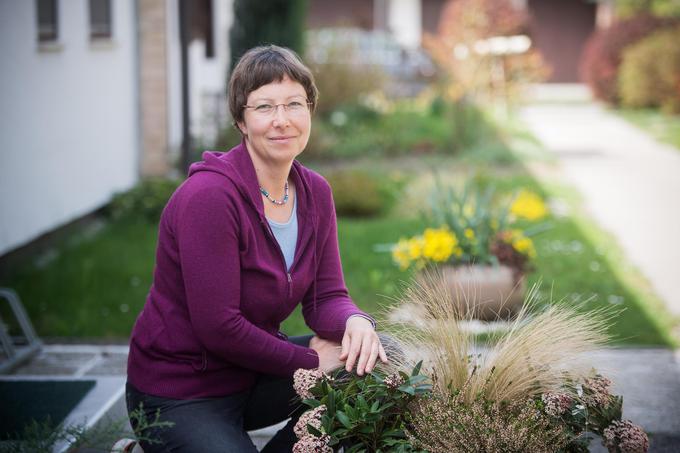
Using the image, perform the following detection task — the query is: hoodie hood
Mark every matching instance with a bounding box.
[188,141,316,223]
[188,142,319,308]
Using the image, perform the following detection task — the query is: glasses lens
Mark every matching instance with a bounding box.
[254,104,274,114]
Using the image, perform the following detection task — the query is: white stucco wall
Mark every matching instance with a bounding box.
[188,0,233,147]
[0,0,139,255]
[387,0,422,49]
[166,0,233,157]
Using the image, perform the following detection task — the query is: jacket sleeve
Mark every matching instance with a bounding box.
[301,185,375,342]
[176,185,319,376]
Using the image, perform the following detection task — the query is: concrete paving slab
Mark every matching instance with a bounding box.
[4,343,679,451]
[519,102,680,317]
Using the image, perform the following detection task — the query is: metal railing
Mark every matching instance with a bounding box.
[0,288,42,374]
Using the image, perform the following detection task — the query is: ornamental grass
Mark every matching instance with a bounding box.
[383,269,611,406]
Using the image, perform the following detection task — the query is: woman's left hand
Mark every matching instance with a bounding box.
[339,316,388,375]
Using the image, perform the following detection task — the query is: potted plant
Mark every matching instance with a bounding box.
[391,182,547,320]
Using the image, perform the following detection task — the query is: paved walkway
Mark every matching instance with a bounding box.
[520,101,680,317]
[4,344,680,451]
[520,90,680,451]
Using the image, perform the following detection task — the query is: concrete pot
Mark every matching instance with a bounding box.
[440,264,525,320]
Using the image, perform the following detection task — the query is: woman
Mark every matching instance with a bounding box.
[125,45,387,452]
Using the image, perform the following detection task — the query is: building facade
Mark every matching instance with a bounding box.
[0,0,233,256]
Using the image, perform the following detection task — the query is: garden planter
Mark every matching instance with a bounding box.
[439,264,525,320]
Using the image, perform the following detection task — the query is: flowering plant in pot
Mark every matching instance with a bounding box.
[291,363,431,453]
[387,275,648,453]
[391,183,547,319]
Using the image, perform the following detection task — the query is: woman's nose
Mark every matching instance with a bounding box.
[272,105,290,125]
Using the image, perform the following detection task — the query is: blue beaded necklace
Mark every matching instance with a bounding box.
[260,181,289,206]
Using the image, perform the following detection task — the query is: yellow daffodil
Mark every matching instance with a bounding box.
[392,239,412,270]
[422,227,458,263]
[510,190,548,221]
[505,229,536,258]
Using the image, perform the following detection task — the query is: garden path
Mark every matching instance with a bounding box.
[4,345,679,451]
[520,87,680,451]
[520,95,680,318]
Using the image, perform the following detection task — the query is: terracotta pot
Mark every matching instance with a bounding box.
[440,264,525,320]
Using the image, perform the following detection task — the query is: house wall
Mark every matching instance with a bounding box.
[165,0,233,161]
[387,0,422,49]
[527,0,596,82]
[188,0,234,147]
[0,0,139,256]
[422,0,446,34]
[307,0,375,30]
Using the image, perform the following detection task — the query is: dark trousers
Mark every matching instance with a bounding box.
[126,335,313,453]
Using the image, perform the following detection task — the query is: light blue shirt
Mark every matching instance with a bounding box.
[267,196,298,271]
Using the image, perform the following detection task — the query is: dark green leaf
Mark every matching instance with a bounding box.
[336,410,352,429]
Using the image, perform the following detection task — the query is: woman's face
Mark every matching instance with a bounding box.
[238,76,311,167]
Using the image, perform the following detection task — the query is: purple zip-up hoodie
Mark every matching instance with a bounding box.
[127,142,372,399]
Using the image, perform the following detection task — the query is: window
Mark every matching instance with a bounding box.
[36,0,58,42]
[89,0,112,39]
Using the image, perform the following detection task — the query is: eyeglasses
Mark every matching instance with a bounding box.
[243,100,312,117]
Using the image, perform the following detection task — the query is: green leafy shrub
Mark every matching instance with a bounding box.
[307,48,386,118]
[619,26,680,113]
[305,100,499,160]
[228,0,307,72]
[292,363,431,452]
[326,170,395,218]
[580,14,678,104]
[107,178,180,223]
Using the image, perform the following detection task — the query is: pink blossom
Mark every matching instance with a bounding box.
[293,368,326,400]
[294,405,326,439]
[292,433,333,453]
[383,372,406,389]
[541,392,573,417]
[603,420,649,453]
[583,375,613,407]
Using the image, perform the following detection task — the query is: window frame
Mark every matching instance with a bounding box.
[36,0,58,43]
[88,0,113,40]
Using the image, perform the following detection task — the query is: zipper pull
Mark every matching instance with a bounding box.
[287,272,293,298]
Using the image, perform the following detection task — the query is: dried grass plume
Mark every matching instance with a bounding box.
[381,268,611,405]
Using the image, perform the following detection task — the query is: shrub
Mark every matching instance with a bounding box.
[619,26,680,113]
[107,178,180,223]
[228,0,307,72]
[423,0,549,105]
[306,33,387,118]
[292,365,431,452]
[580,14,678,104]
[326,170,394,218]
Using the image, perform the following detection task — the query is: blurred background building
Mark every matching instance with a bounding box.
[0,0,617,257]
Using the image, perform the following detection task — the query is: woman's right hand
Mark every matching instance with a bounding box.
[309,336,343,373]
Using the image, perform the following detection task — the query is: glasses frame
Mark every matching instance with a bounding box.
[242,100,313,116]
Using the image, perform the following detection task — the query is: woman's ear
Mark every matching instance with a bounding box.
[236,121,247,136]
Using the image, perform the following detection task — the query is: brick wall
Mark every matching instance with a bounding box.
[138,0,170,176]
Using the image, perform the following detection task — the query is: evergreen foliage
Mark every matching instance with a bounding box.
[228,0,307,73]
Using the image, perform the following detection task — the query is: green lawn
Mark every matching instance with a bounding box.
[617,108,680,152]
[1,151,675,346]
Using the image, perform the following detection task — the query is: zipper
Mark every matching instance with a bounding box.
[261,219,293,300]
[287,272,293,298]
[200,350,207,371]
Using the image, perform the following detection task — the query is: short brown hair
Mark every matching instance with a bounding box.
[228,45,318,129]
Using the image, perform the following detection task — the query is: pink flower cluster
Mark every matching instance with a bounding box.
[294,368,326,400]
[294,405,327,439]
[541,392,573,417]
[583,375,613,407]
[603,420,649,453]
[292,433,333,453]
[384,372,405,389]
